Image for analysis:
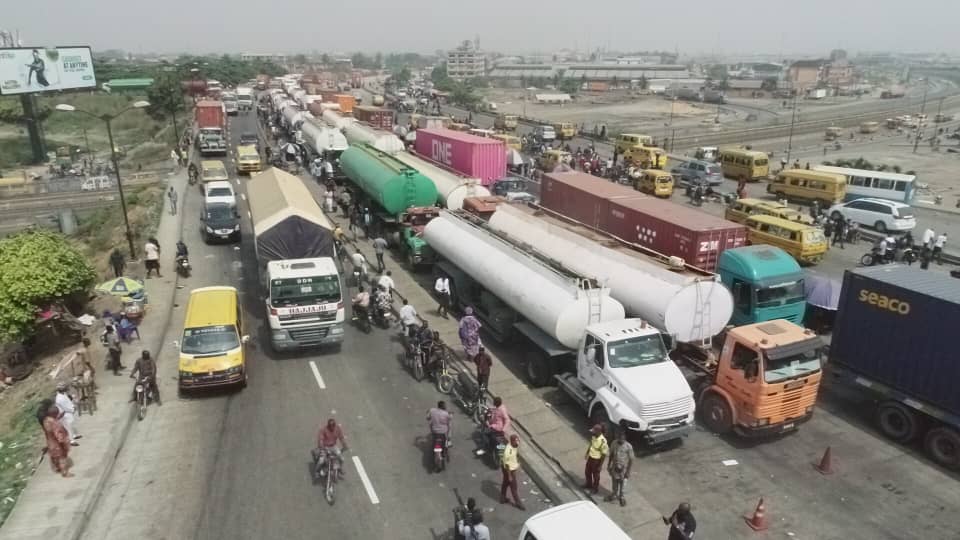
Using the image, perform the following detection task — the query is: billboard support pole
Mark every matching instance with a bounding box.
[21,94,47,163]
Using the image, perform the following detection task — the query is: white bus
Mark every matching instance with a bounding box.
[813,165,916,203]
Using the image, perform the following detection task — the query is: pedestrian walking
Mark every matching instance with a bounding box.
[458,307,482,361]
[104,325,124,375]
[144,238,161,278]
[372,235,388,271]
[474,346,492,390]
[922,227,936,250]
[934,233,947,264]
[583,424,608,494]
[109,248,126,278]
[167,186,178,215]
[434,275,450,317]
[831,217,846,249]
[54,383,80,446]
[42,404,73,477]
[499,434,525,510]
[362,207,373,238]
[662,502,697,540]
[920,247,932,270]
[376,270,395,295]
[604,426,633,506]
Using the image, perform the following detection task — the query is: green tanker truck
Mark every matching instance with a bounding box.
[340,144,441,268]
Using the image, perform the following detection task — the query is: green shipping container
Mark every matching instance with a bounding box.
[340,144,438,215]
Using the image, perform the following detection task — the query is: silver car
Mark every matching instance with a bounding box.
[671,160,724,186]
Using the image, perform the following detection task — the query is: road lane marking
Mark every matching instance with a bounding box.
[235,179,240,186]
[240,193,247,201]
[352,456,380,505]
[247,210,252,219]
[309,361,326,389]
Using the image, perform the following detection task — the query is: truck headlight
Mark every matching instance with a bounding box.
[272,330,288,340]
[754,418,770,427]
[330,326,344,335]
[179,371,192,378]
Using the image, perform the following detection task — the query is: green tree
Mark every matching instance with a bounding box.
[145,71,187,123]
[637,75,649,90]
[392,67,412,87]
[707,65,728,80]
[293,54,308,66]
[0,230,96,341]
[374,52,383,68]
[321,53,331,66]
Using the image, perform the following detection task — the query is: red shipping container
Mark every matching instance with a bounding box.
[354,106,392,130]
[539,172,645,230]
[414,128,507,185]
[604,198,747,271]
[194,100,225,129]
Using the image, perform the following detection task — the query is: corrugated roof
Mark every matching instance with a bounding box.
[247,167,331,232]
[106,78,154,87]
[850,266,960,304]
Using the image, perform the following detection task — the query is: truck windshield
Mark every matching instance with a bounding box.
[756,280,805,308]
[181,325,239,355]
[270,276,341,307]
[764,347,821,383]
[607,335,668,368]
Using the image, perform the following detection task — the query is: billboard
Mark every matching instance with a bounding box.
[0,46,96,95]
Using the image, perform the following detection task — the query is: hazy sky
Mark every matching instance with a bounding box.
[4,0,959,56]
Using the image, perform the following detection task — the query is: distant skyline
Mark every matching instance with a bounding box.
[4,0,960,57]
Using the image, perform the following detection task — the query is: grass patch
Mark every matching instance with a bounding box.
[75,184,164,277]
[0,136,75,170]
[0,396,43,526]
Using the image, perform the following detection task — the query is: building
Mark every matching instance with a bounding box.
[447,40,486,81]
[101,78,154,94]
[787,59,826,91]
[823,60,854,87]
[240,53,288,65]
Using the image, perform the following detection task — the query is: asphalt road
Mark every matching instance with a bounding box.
[81,111,549,540]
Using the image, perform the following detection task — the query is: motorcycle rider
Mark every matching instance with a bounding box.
[129,350,161,405]
[486,396,510,452]
[427,400,452,457]
[315,418,348,477]
[352,286,370,322]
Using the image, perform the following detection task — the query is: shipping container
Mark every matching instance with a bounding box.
[414,128,507,185]
[194,101,225,129]
[604,198,747,271]
[539,172,646,230]
[354,106,394,131]
[335,94,356,115]
[320,90,340,103]
[586,81,610,92]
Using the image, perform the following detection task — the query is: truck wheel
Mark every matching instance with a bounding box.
[525,355,554,388]
[406,251,418,272]
[924,427,960,470]
[700,392,734,434]
[590,406,615,438]
[877,401,921,443]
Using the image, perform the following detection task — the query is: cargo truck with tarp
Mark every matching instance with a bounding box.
[247,168,344,351]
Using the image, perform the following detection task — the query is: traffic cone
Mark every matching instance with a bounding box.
[744,497,769,531]
[813,446,835,475]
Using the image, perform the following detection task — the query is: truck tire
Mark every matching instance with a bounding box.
[877,401,921,443]
[700,392,734,435]
[924,426,960,470]
[525,355,554,388]
[590,406,615,439]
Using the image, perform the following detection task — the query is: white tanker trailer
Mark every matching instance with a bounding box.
[488,204,734,343]
[342,122,405,154]
[392,151,491,210]
[424,210,695,444]
[301,118,348,156]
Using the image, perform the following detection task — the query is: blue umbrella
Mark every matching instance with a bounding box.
[804,274,841,310]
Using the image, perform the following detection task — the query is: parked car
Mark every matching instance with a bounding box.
[239,132,259,149]
[828,198,917,233]
[670,159,724,186]
[204,180,237,209]
[534,125,556,142]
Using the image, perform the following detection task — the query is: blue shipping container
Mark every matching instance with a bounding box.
[830,266,960,418]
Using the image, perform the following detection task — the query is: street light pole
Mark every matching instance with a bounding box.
[912,78,929,154]
[785,92,799,165]
[104,118,137,260]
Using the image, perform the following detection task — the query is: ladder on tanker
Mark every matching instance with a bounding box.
[584,282,604,325]
[689,279,714,348]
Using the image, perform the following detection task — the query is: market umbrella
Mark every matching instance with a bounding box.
[96,277,144,297]
[804,274,841,310]
[506,149,525,166]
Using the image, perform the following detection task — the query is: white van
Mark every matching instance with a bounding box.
[80,175,114,191]
[518,502,631,540]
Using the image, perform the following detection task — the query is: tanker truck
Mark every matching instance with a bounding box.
[301,117,348,178]
[487,203,825,437]
[339,144,440,269]
[392,151,492,210]
[247,168,345,352]
[424,210,696,444]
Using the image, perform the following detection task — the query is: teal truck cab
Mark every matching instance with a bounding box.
[717,245,806,326]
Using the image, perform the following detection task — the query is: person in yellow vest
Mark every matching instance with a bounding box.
[583,424,609,494]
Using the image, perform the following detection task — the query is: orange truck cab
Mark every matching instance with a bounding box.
[462,196,506,221]
[681,319,823,437]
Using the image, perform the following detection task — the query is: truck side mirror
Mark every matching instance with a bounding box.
[662,334,677,352]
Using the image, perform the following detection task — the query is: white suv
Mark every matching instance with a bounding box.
[828,198,916,233]
[204,180,237,209]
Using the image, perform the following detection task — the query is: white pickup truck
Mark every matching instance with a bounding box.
[519,502,631,540]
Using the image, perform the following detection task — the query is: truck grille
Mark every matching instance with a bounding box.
[640,396,694,422]
[289,327,330,342]
[278,311,338,324]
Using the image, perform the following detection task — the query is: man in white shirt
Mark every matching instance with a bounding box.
[435,276,451,318]
[399,299,419,338]
[377,270,395,295]
[55,382,80,445]
[350,251,367,284]
[922,228,936,250]
[144,240,161,278]
[934,233,947,264]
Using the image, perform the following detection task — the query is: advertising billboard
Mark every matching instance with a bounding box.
[0,46,96,95]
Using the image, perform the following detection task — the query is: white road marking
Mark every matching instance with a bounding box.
[309,361,326,389]
[240,193,247,201]
[247,210,252,219]
[352,456,380,505]
[235,179,240,186]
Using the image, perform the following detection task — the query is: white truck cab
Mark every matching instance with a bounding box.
[557,318,696,444]
[519,501,630,540]
[264,258,345,350]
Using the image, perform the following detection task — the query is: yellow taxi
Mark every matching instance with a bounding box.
[236,145,262,174]
[623,145,667,169]
[635,169,674,197]
[178,287,248,391]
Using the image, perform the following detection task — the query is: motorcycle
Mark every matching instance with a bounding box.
[404,335,428,381]
[175,255,191,278]
[312,447,345,505]
[476,409,507,468]
[432,432,451,472]
[351,303,371,334]
[425,340,455,394]
[449,371,490,424]
[134,376,155,421]
[370,295,394,329]
[860,246,894,266]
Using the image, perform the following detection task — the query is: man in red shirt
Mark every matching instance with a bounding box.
[474,346,492,390]
[316,418,348,478]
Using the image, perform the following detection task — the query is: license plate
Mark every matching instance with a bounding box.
[782,423,794,431]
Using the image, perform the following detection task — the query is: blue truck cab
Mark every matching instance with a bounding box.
[718,245,806,325]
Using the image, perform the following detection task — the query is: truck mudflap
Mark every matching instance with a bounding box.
[641,422,693,445]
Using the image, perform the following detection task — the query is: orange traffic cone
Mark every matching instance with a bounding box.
[813,446,835,475]
[744,497,769,531]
